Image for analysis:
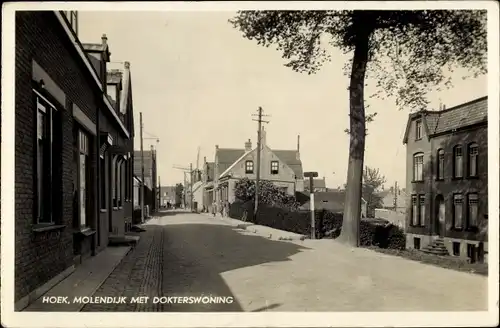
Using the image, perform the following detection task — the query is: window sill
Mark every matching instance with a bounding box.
[73,227,96,237]
[119,206,123,210]
[32,224,66,233]
[451,227,464,232]
[100,209,107,213]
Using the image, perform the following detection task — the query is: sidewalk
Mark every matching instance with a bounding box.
[24,245,131,312]
[202,212,306,241]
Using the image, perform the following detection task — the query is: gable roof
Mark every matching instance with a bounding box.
[219,149,255,178]
[273,150,303,178]
[215,146,304,179]
[403,96,488,144]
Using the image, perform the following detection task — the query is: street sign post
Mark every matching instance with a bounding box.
[304,171,318,239]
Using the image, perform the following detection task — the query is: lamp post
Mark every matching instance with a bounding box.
[304,171,318,239]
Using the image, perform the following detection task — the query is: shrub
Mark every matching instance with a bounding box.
[229,201,406,250]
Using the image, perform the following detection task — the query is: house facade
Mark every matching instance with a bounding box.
[206,128,304,211]
[13,11,135,310]
[133,148,158,214]
[159,186,176,207]
[83,35,136,245]
[403,96,488,261]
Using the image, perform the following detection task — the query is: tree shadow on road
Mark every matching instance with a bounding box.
[146,221,310,312]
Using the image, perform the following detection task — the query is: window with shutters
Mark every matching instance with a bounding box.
[468,143,478,177]
[453,146,463,178]
[467,193,479,228]
[437,149,445,180]
[453,194,463,229]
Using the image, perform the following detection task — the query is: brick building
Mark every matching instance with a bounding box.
[402,96,488,262]
[133,149,158,215]
[14,11,135,310]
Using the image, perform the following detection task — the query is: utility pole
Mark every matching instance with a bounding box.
[158,175,161,209]
[393,181,398,211]
[140,112,145,223]
[183,172,187,209]
[190,163,194,212]
[251,106,269,216]
[304,171,319,239]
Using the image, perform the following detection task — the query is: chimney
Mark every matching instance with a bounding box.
[245,139,252,151]
[442,104,446,110]
[124,61,130,69]
[204,156,207,164]
[297,135,300,152]
[101,33,108,45]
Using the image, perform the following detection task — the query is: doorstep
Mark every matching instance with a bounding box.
[23,246,131,312]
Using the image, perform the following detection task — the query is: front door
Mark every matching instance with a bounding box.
[436,195,445,236]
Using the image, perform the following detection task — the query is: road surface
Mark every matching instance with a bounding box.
[82,211,488,312]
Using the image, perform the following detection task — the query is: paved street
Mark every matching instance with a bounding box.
[81,211,487,312]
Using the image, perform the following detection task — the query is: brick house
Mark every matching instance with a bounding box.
[133,149,158,215]
[205,127,304,213]
[402,96,488,261]
[82,35,136,241]
[13,11,134,310]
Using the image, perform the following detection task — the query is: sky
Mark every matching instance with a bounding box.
[78,11,487,189]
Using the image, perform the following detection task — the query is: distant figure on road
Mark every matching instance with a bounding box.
[219,200,224,217]
[212,201,217,217]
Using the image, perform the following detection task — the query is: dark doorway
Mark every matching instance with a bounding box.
[435,195,445,237]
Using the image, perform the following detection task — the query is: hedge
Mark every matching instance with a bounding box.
[229,201,406,250]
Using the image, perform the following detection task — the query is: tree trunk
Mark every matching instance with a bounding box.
[339,27,371,247]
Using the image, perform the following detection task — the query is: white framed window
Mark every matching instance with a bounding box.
[437,149,445,180]
[411,195,418,226]
[418,195,425,226]
[454,146,463,178]
[467,193,479,228]
[245,160,254,174]
[78,130,90,228]
[413,153,424,181]
[468,143,478,177]
[415,120,422,140]
[35,94,55,224]
[271,161,279,175]
[453,194,463,229]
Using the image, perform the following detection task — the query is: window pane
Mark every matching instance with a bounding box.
[38,111,45,140]
[468,194,478,227]
[454,195,463,228]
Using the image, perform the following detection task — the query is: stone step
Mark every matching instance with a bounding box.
[421,248,449,256]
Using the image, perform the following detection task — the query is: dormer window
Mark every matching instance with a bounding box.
[415,119,422,140]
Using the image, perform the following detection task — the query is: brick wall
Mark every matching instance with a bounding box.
[405,114,488,243]
[15,11,99,302]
